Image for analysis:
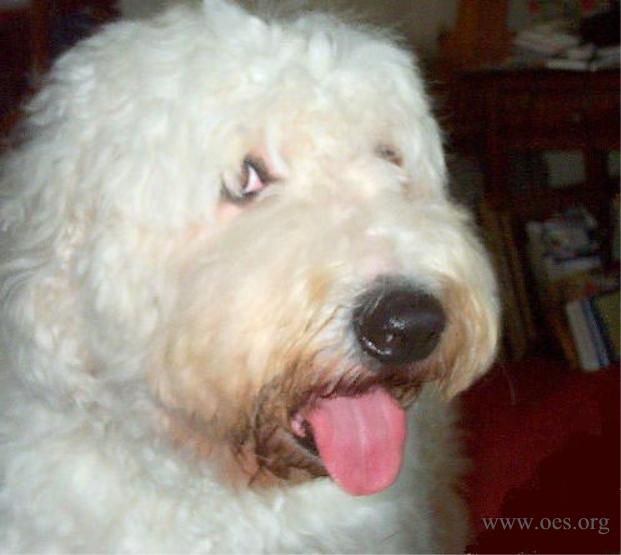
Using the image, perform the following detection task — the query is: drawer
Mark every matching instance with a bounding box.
[531,93,587,129]
[495,92,531,129]
[495,91,590,145]
[586,92,620,148]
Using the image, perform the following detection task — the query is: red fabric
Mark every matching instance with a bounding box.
[462,359,620,554]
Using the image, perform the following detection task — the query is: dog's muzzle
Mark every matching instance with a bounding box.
[353,278,446,365]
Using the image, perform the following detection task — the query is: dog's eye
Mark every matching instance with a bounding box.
[221,157,273,205]
[376,145,402,167]
[241,160,264,197]
[240,156,271,198]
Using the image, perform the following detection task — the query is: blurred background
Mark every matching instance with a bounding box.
[0,1,619,552]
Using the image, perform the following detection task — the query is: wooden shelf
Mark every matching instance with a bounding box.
[509,183,612,220]
[441,67,620,360]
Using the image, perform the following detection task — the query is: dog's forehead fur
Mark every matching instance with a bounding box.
[16,0,445,230]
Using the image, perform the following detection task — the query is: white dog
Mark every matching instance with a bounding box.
[0,1,499,552]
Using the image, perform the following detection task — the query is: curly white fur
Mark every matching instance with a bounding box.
[0,1,499,552]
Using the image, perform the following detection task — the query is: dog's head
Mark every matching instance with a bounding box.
[1,1,498,496]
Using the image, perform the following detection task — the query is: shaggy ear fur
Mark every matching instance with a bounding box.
[0,109,84,401]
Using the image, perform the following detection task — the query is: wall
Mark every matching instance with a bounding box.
[118,0,458,58]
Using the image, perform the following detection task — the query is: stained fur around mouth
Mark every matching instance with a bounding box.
[292,419,320,457]
[247,362,427,485]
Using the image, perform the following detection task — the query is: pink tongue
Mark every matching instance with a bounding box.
[306,387,406,496]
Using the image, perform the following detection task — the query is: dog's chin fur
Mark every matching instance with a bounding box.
[155,350,429,494]
[0,1,499,552]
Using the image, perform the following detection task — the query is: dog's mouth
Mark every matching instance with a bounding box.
[289,385,406,496]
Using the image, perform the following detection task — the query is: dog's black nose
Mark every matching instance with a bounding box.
[353,282,446,364]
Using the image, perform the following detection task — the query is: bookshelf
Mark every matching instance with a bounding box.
[442,68,620,361]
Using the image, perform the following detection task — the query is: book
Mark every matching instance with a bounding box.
[544,44,620,71]
[479,203,529,360]
[514,25,580,56]
[591,290,620,361]
[565,289,620,371]
[478,202,543,360]
[566,298,600,371]
[545,55,620,71]
[612,195,620,262]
